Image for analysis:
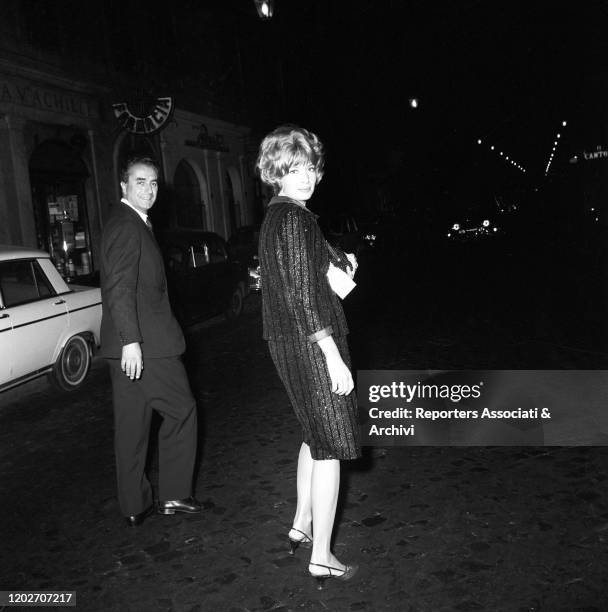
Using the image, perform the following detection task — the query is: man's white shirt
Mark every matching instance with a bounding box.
[121,197,149,225]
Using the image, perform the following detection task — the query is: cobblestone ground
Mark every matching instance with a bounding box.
[2,251,608,611]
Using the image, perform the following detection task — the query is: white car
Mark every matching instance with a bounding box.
[0,245,102,392]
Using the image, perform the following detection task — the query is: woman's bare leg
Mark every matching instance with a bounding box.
[290,442,313,540]
[309,457,346,573]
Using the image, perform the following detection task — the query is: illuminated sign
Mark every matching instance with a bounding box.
[583,147,608,161]
[569,146,608,164]
[112,97,173,134]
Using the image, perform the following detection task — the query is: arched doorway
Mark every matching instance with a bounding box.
[29,140,93,278]
[224,169,242,234]
[174,160,205,229]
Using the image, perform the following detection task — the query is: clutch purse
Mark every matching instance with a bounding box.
[325,239,357,299]
[326,262,356,298]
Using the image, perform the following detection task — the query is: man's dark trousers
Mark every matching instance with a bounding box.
[109,357,197,516]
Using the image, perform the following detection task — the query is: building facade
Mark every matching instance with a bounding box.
[0,54,256,280]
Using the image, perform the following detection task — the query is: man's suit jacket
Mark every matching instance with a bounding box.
[99,202,185,358]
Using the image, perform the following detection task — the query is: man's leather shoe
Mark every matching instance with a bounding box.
[125,506,153,527]
[157,497,202,515]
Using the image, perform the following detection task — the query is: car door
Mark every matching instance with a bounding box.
[164,245,193,322]
[0,287,12,387]
[186,240,215,319]
[208,235,234,311]
[0,259,69,385]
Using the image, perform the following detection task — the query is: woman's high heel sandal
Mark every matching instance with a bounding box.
[308,562,359,589]
[288,528,313,555]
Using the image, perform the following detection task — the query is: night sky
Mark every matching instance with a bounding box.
[11,0,607,208]
[220,0,607,206]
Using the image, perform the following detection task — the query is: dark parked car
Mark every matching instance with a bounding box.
[157,230,249,324]
[228,225,262,292]
[228,225,260,265]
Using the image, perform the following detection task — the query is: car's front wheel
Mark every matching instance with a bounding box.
[49,334,92,392]
[225,287,243,320]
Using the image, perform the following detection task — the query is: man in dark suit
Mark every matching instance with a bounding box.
[100,156,201,526]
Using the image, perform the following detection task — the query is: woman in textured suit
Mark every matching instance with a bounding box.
[257,125,360,586]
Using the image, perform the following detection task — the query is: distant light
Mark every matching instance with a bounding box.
[477,139,482,144]
[491,145,495,150]
[253,0,274,19]
[500,151,503,156]
[453,223,460,231]
[409,98,419,109]
[557,133,561,138]
[562,121,567,126]
[482,219,490,227]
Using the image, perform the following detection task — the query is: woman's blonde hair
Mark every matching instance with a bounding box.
[256,125,324,194]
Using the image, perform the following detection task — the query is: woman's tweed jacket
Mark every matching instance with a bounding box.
[259,196,349,343]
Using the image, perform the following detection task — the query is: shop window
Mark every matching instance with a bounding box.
[30,140,93,280]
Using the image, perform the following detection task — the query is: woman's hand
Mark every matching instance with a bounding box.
[317,335,354,395]
[326,353,354,395]
[345,252,358,279]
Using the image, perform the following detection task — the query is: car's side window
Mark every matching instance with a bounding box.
[33,262,53,298]
[208,237,227,263]
[166,247,186,271]
[0,260,54,307]
[187,244,210,268]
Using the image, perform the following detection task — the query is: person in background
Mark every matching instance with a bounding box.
[100,156,201,527]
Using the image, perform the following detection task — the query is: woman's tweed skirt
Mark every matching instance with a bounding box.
[268,334,361,460]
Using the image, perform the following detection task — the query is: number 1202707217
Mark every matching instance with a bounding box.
[0,591,76,606]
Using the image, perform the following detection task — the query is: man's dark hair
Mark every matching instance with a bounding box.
[120,156,160,184]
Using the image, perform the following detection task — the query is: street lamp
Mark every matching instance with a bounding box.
[253,0,274,19]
